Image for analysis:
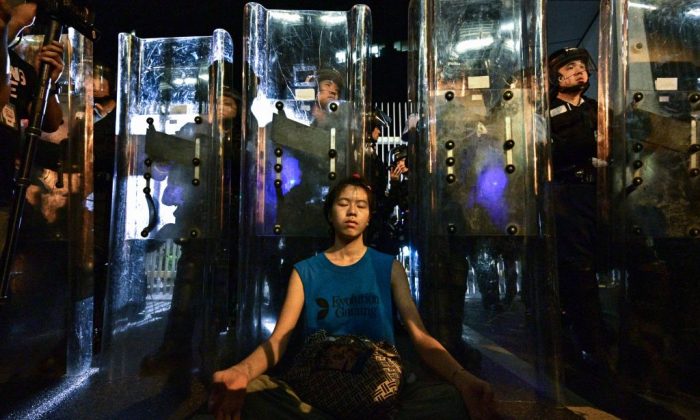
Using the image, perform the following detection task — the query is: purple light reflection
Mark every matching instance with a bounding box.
[264,152,303,226]
[471,156,509,227]
[281,154,302,196]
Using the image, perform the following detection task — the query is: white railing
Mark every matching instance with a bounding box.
[374,101,415,163]
[145,239,181,300]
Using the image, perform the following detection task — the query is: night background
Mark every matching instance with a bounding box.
[90,0,600,101]
[8,2,694,420]
[92,1,412,102]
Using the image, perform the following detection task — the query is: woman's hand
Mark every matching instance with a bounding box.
[210,365,250,420]
[34,40,64,85]
[454,372,496,420]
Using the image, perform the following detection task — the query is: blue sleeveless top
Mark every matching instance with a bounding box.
[294,247,396,345]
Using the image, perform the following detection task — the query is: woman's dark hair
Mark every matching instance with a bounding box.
[323,175,375,232]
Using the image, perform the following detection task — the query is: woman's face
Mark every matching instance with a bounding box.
[330,185,370,240]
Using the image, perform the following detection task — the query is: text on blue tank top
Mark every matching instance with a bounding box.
[294,247,396,345]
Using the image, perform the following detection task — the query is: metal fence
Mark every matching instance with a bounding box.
[374,101,414,162]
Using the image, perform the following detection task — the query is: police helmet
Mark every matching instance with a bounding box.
[548,47,595,88]
[370,107,392,129]
[315,67,344,92]
[391,145,408,164]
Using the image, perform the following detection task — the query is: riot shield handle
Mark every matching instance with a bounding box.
[141,157,158,238]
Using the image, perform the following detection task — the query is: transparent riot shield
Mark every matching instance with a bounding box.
[103,30,233,379]
[0,29,93,407]
[237,3,371,354]
[599,0,700,412]
[409,0,561,397]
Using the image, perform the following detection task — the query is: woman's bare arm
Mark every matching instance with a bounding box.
[210,269,305,419]
[390,260,496,419]
[232,269,304,378]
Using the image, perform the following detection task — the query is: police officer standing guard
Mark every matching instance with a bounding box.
[548,47,609,371]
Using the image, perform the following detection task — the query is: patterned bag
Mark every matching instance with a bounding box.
[282,330,402,419]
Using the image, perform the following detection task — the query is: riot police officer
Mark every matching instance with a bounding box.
[365,107,397,255]
[311,67,343,128]
[548,47,609,370]
[140,62,239,374]
[388,144,409,218]
[549,47,600,183]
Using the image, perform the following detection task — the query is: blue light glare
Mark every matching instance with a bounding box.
[263,153,302,229]
[262,316,277,335]
[281,155,302,195]
[6,368,99,420]
[474,165,509,226]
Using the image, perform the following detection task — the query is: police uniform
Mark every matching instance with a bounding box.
[371,147,409,257]
[550,96,598,185]
[550,92,606,363]
[550,95,597,270]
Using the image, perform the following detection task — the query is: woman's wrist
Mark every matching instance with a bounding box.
[229,363,251,381]
[451,367,483,393]
[450,367,467,385]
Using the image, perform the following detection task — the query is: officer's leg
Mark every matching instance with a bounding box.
[433,241,481,374]
[141,240,204,373]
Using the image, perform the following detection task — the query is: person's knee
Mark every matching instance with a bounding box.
[398,380,468,419]
[242,376,326,419]
[241,376,278,417]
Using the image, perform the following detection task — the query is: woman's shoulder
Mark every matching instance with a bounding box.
[366,247,397,266]
[294,252,327,270]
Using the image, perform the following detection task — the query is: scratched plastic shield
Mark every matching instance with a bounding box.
[236,3,372,354]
